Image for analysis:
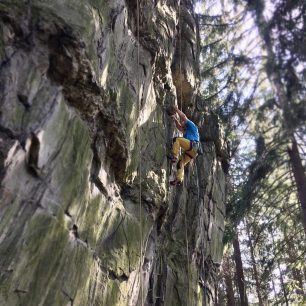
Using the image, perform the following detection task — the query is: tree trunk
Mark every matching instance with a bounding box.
[247,0,306,237]
[245,222,264,306]
[288,135,306,236]
[223,250,236,306]
[270,230,289,306]
[276,258,289,306]
[271,276,278,304]
[285,230,305,295]
[292,267,305,295]
[233,233,248,306]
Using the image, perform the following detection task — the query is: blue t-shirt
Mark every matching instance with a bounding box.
[184,119,200,141]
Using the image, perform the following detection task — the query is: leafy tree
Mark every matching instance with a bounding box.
[196,0,306,304]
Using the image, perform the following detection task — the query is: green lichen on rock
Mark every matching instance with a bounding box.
[47,103,93,211]
[76,194,105,247]
[10,212,69,305]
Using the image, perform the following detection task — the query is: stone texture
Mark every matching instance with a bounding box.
[0,1,228,305]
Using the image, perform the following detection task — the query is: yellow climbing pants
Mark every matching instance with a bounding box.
[172,137,197,182]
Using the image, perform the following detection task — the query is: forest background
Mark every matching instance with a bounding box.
[195,0,306,305]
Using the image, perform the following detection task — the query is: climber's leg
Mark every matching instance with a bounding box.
[175,153,192,182]
[172,137,192,159]
[170,146,198,184]
[170,139,198,185]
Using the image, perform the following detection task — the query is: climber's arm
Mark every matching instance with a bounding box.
[174,106,188,126]
[172,116,184,132]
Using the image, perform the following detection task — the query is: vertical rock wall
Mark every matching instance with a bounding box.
[0,1,229,305]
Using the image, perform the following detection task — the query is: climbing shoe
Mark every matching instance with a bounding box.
[167,154,178,163]
[170,178,182,186]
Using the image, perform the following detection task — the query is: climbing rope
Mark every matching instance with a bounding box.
[184,202,191,305]
[179,1,183,112]
[179,2,191,305]
[136,1,144,305]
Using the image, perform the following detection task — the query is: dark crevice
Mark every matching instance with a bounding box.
[108,269,129,282]
[163,82,171,90]
[147,267,155,304]
[0,125,17,139]
[71,224,79,239]
[64,209,72,218]
[26,132,41,177]
[96,111,128,182]
[62,289,74,305]
[17,94,30,110]
[92,176,108,197]
[111,13,117,31]
[14,289,27,294]
[156,203,167,235]
[109,6,125,31]
[141,63,147,77]
[90,135,108,197]
[189,40,195,60]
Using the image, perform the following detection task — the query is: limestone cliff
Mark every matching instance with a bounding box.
[0,1,229,305]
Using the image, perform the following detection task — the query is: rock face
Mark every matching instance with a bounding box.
[0,1,229,305]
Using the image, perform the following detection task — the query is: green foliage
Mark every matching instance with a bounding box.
[198,0,306,304]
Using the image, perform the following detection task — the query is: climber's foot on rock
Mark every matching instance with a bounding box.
[170,178,182,186]
[167,154,178,163]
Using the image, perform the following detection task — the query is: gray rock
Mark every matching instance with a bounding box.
[0,1,229,305]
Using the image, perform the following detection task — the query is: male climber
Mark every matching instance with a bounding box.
[168,105,200,186]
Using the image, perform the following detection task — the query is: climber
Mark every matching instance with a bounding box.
[167,105,200,186]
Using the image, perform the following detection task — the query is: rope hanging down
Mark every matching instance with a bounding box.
[179,2,191,305]
[136,2,191,305]
[179,1,183,112]
[136,1,144,306]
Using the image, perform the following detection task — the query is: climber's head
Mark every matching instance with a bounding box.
[166,105,176,117]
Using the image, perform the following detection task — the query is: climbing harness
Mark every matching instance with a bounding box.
[185,140,200,158]
[191,140,200,151]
